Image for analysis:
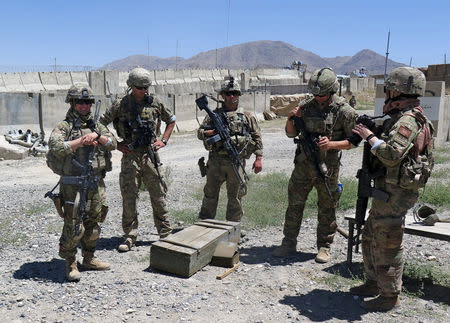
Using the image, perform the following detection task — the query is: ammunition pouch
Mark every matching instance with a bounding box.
[387,154,434,190]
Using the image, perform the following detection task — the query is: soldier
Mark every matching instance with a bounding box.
[48,84,117,281]
[349,95,357,108]
[197,77,263,222]
[100,68,175,252]
[350,67,434,311]
[272,68,358,263]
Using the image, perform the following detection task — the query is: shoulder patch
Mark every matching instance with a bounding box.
[398,125,412,139]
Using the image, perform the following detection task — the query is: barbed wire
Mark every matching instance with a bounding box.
[0,65,94,73]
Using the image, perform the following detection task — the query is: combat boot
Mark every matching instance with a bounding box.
[82,252,110,271]
[118,237,134,252]
[315,247,331,263]
[159,228,172,239]
[272,243,296,258]
[65,257,81,282]
[361,295,400,311]
[350,280,379,297]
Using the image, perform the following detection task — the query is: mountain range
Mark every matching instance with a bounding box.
[102,40,405,75]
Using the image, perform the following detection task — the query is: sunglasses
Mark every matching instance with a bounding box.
[134,85,148,90]
[75,99,93,105]
[223,91,240,96]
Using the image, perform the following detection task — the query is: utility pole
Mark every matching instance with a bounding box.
[384,30,390,82]
[175,40,179,71]
[147,36,150,69]
[409,57,412,67]
[54,58,57,72]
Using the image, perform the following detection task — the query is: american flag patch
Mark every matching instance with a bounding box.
[398,125,412,138]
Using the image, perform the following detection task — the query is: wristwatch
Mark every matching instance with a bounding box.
[94,130,101,140]
[161,138,168,145]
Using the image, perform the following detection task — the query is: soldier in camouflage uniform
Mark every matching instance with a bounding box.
[349,95,357,108]
[100,68,175,252]
[48,84,117,281]
[272,68,358,263]
[197,78,263,222]
[350,67,434,311]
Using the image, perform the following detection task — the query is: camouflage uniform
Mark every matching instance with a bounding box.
[197,106,263,222]
[49,105,116,260]
[352,67,433,311]
[100,94,174,241]
[282,94,357,250]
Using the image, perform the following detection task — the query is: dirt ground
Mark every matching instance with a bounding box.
[0,118,449,323]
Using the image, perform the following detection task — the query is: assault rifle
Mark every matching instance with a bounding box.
[60,100,102,237]
[195,94,249,186]
[291,115,333,200]
[127,100,165,188]
[353,114,389,253]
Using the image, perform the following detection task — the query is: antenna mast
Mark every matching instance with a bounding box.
[384,30,390,81]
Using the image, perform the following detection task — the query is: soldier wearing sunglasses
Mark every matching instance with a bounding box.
[197,77,263,222]
[100,68,175,252]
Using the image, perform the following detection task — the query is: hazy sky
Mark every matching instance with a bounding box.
[1,0,448,68]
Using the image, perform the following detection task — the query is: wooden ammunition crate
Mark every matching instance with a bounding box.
[150,219,240,277]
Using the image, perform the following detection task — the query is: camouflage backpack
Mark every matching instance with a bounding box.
[397,108,434,190]
[46,121,73,176]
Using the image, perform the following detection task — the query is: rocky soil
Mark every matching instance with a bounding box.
[0,119,449,323]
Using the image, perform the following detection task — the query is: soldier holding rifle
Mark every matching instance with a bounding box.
[197,77,263,222]
[100,68,176,252]
[47,84,116,281]
[350,67,434,311]
[272,68,358,263]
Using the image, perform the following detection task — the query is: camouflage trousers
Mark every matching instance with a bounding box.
[281,159,342,249]
[362,181,418,297]
[120,152,171,241]
[199,156,247,222]
[59,178,108,259]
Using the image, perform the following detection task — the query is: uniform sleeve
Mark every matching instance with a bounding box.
[99,98,120,126]
[285,119,299,138]
[98,123,117,151]
[340,105,358,149]
[248,115,263,156]
[48,121,73,157]
[197,114,212,140]
[154,96,175,124]
[371,115,419,167]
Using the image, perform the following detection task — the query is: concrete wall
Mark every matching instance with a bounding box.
[0,68,309,131]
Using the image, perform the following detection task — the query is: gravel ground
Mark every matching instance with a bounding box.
[0,118,449,323]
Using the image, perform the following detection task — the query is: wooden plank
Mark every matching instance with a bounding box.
[404,215,450,241]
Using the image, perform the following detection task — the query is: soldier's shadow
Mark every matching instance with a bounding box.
[280,288,365,321]
[239,245,315,266]
[96,236,156,250]
[13,258,66,283]
[325,261,450,306]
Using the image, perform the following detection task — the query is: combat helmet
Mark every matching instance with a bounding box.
[65,83,95,104]
[385,67,425,97]
[127,67,152,88]
[308,68,338,96]
[219,76,241,95]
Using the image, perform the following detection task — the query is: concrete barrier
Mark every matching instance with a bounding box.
[104,70,120,95]
[3,73,25,92]
[56,72,73,90]
[0,74,7,92]
[39,72,61,91]
[70,71,89,86]
[174,93,198,132]
[375,81,449,147]
[20,72,45,92]
[154,70,167,85]
[89,70,105,95]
